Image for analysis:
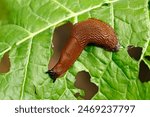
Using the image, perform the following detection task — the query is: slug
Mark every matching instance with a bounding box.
[46,18,120,82]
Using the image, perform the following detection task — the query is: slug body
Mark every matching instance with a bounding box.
[47,18,119,82]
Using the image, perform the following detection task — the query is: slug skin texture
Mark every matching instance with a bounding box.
[46,18,120,82]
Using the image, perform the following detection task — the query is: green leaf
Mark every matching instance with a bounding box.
[0,0,150,100]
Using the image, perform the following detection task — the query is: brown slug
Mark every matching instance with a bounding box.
[46,18,119,82]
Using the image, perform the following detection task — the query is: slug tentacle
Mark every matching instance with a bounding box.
[46,70,57,82]
[47,18,119,81]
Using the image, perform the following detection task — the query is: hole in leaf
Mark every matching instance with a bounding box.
[74,71,98,100]
[48,22,73,70]
[127,45,142,61]
[145,56,150,61]
[0,52,10,73]
[139,60,150,83]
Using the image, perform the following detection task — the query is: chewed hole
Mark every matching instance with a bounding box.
[139,60,150,83]
[48,22,73,70]
[0,52,10,73]
[127,45,142,61]
[74,71,98,100]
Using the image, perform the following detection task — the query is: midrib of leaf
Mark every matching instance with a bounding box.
[16,0,118,46]
[20,39,33,100]
[16,5,103,45]
[1,0,118,57]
